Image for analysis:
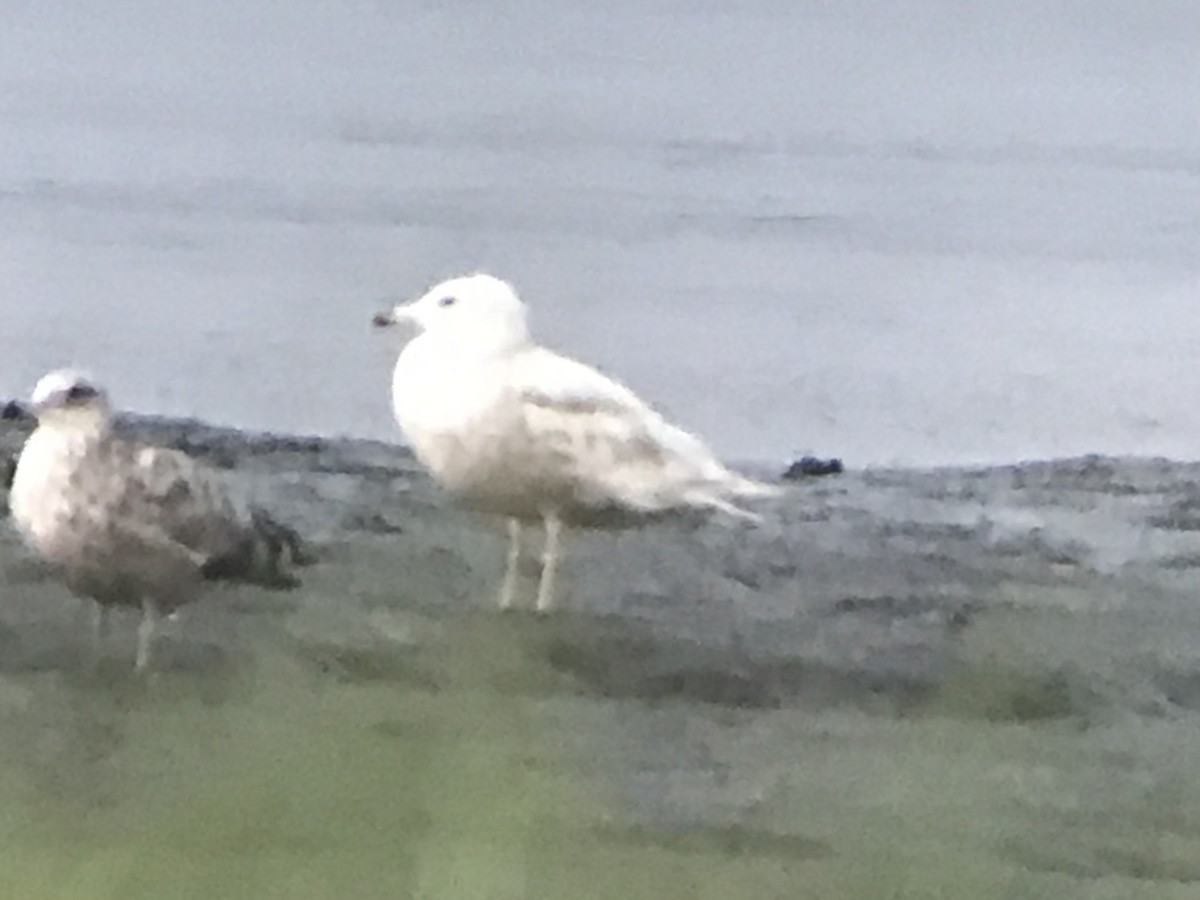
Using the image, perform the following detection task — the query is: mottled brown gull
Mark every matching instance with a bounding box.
[373,273,780,612]
[9,369,308,670]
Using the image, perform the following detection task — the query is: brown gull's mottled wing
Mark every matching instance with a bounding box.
[105,439,304,588]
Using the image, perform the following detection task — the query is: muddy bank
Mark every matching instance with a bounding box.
[1,413,1199,896]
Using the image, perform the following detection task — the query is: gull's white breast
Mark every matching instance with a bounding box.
[10,427,92,556]
[390,335,518,490]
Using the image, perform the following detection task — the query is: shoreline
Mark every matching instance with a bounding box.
[3,402,1194,482]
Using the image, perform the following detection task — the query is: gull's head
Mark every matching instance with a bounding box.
[373,273,531,354]
[28,369,111,428]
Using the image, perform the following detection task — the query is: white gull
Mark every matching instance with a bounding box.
[373,273,780,612]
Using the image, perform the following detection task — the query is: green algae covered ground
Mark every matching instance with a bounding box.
[2,414,1200,899]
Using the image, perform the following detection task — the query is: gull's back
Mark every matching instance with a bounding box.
[506,345,778,524]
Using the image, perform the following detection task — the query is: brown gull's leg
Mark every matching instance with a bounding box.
[135,597,161,672]
[90,602,109,665]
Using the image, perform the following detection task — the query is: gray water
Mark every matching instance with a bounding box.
[2,0,1199,465]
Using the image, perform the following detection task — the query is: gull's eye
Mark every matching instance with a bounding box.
[438,296,457,308]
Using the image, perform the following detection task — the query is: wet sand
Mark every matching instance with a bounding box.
[1,413,1199,898]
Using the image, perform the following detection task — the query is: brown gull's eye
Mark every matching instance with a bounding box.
[438,296,457,308]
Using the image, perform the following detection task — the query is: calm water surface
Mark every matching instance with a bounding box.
[1,0,1198,465]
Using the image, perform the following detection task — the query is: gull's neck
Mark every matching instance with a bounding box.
[417,327,532,361]
[35,409,113,445]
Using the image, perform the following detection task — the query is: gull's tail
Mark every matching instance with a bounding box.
[201,507,316,589]
[686,471,783,523]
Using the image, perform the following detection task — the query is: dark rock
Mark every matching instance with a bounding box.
[782,456,844,480]
[1,400,24,420]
